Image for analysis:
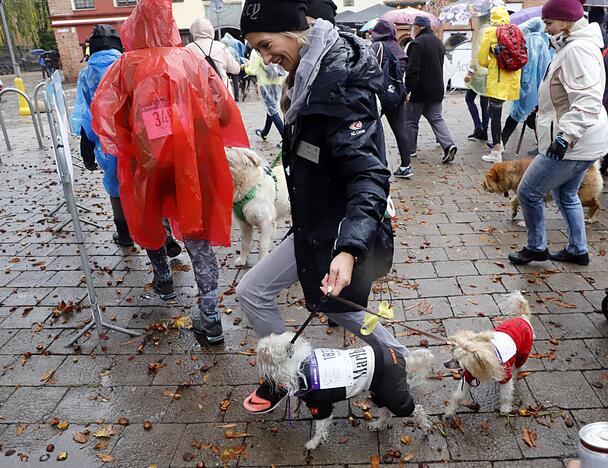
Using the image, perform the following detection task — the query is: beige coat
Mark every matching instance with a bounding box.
[186,17,241,98]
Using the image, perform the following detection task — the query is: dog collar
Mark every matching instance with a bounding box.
[232,161,279,223]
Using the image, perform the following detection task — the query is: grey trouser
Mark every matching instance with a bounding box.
[404,100,455,157]
[236,235,409,357]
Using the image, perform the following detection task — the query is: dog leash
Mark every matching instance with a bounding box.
[290,293,447,345]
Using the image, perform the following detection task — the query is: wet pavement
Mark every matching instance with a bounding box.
[0,80,607,467]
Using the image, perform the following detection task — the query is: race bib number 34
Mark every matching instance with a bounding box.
[142,105,173,140]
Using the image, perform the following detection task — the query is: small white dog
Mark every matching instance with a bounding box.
[255,332,434,450]
[444,291,534,416]
[225,148,290,266]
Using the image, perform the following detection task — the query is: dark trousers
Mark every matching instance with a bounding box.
[385,102,410,167]
[489,98,504,146]
[261,112,284,137]
[501,115,519,146]
[465,89,489,131]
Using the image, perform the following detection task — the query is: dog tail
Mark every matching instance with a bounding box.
[405,349,434,388]
[499,291,531,319]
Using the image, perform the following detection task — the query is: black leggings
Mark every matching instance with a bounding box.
[489,98,504,146]
[385,102,410,167]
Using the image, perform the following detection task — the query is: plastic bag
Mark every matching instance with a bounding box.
[91,0,249,249]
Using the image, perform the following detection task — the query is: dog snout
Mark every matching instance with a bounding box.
[444,359,459,369]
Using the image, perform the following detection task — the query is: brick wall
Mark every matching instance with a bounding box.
[54,27,84,83]
[47,0,85,83]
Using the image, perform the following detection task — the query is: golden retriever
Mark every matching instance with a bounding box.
[482,158,602,222]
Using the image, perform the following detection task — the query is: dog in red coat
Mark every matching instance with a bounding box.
[444,291,534,415]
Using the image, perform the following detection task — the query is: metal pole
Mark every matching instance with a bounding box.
[216,10,222,40]
[514,122,526,159]
[0,106,10,152]
[33,82,46,137]
[0,88,44,148]
[0,0,20,77]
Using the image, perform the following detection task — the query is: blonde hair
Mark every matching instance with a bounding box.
[281,28,311,47]
[448,330,505,382]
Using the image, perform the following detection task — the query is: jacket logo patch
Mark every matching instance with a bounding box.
[349,121,366,136]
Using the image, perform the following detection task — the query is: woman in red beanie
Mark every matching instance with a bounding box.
[508,0,608,266]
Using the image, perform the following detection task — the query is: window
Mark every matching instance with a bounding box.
[343,0,354,6]
[116,0,136,6]
[73,0,94,9]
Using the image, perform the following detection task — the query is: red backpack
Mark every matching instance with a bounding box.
[495,24,528,71]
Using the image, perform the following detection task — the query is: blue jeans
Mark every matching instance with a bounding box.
[465,89,489,131]
[518,154,595,255]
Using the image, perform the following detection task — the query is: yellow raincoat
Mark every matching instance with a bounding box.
[478,6,521,101]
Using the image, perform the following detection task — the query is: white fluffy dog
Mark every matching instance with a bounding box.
[256,332,434,450]
[225,148,290,266]
[444,291,534,416]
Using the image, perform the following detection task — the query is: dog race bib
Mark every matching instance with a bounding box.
[309,347,375,396]
[142,104,174,140]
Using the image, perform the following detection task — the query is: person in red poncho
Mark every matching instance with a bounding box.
[91,0,249,344]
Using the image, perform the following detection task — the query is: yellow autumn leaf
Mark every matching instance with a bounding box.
[171,315,192,329]
[94,425,116,438]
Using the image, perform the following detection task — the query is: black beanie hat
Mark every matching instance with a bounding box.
[307,0,337,24]
[89,24,124,54]
[241,0,309,36]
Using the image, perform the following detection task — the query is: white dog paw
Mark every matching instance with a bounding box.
[305,439,320,451]
[367,420,391,432]
[499,404,512,414]
[234,256,248,267]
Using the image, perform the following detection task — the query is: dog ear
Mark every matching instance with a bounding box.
[245,150,262,167]
[488,167,499,184]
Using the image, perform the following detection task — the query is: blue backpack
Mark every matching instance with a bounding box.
[376,43,407,113]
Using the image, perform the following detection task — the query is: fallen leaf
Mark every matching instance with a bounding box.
[56,451,68,461]
[96,453,114,463]
[220,445,246,463]
[182,452,196,462]
[147,362,165,374]
[46,444,55,452]
[517,371,531,379]
[599,248,606,257]
[15,423,27,435]
[400,435,412,445]
[224,431,250,439]
[94,425,116,438]
[450,415,465,433]
[143,421,153,430]
[338,436,348,444]
[171,315,192,329]
[93,442,107,450]
[118,417,129,426]
[72,431,88,444]
[481,420,490,431]
[549,338,559,345]
[403,451,415,462]
[163,390,181,400]
[41,370,55,383]
[522,426,537,448]
[370,454,381,468]
[220,399,231,411]
[57,421,69,431]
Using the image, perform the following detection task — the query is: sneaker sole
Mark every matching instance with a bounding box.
[394,173,413,179]
[153,288,177,301]
[442,147,457,163]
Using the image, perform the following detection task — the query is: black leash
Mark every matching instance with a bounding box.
[290,293,447,346]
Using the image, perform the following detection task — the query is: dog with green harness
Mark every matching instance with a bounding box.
[225,147,291,267]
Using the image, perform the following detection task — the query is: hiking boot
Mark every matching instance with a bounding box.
[442,145,457,163]
[112,231,134,247]
[165,236,182,258]
[192,315,224,345]
[550,249,590,266]
[152,274,176,300]
[508,247,550,265]
[243,380,288,414]
[393,166,414,179]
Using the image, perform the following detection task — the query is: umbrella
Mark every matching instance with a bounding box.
[381,8,439,26]
[30,49,45,56]
[510,6,542,25]
[439,0,505,23]
[585,0,608,6]
[360,18,378,32]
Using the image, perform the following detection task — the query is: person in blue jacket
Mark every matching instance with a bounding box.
[500,18,553,148]
[72,24,181,254]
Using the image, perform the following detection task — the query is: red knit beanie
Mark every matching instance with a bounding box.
[541,0,585,22]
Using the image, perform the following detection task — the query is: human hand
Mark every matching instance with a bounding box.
[320,252,355,297]
[546,133,569,160]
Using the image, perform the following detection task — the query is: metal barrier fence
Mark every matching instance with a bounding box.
[0,87,44,154]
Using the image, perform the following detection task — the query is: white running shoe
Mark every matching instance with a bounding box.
[482,149,503,163]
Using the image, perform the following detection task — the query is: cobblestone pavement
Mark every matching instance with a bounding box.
[0,86,607,468]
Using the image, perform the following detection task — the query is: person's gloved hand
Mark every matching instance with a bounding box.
[546,133,569,160]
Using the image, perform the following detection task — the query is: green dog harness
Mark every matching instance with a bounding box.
[233,152,281,222]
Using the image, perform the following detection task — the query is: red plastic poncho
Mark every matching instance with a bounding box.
[91,0,249,249]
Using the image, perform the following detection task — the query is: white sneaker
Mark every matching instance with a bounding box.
[482,150,503,163]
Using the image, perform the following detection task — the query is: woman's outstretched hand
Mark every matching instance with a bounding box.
[321,252,355,297]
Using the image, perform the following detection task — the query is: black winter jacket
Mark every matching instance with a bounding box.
[405,28,445,103]
[283,32,393,313]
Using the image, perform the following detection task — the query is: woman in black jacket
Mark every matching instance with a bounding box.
[236,0,406,413]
